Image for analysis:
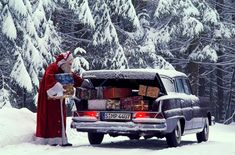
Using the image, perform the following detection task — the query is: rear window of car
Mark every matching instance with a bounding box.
[175,78,192,94]
[161,77,175,92]
[175,78,185,93]
[182,78,192,95]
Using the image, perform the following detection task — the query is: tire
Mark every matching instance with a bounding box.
[166,120,182,147]
[128,135,140,140]
[88,132,104,145]
[197,118,209,143]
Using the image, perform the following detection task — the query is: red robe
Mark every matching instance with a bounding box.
[35,62,83,145]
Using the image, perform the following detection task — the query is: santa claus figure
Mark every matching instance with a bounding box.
[35,51,83,146]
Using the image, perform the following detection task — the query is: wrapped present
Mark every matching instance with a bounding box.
[76,87,89,100]
[55,73,74,85]
[120,96,149,111]
[103,87,132,99]
[63,84,74,96]
[106,99,120,110]
[133,100,149,111]
[138,85,160,98]
[120,97,133,111]
[88,99,107,110]
[76,87,97,100]
[89,89,97,99]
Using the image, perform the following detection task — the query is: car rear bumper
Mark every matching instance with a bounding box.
[71,118,167,134]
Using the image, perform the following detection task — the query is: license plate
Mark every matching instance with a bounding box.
[103,112,131,120]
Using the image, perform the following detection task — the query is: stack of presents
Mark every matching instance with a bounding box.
[76,85,160,111]
[55,73,75,98]
[55,73,160,111]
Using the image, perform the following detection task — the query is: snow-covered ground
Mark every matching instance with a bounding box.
[0,108,235,155]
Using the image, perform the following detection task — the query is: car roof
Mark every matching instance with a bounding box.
[82,69,187,80]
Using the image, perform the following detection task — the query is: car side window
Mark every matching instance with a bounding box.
[161,77,175,92]
[175,78,185,93]
[182,78,192,95]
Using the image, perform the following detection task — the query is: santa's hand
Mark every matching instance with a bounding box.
[47,82,65,99]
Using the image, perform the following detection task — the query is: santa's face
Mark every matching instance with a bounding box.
[60,59,73,73]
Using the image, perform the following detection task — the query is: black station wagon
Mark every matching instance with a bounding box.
[71,69,213,147]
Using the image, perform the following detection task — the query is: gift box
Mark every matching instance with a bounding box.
[76,87,97,100]
[120,97,134,111]
[63,84,74,96]
[138,85,160,98]
[88,99,107,110]
[89,89,97,99]
[55,73,74,85]
[76,87,89,100]
[106,99,120,110]
[103,87,132,99]
[120,96,149,111]
[132,100,149,111]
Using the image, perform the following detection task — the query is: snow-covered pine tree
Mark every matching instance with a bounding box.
[0,69,11,109]
[89,0,128,69]
[52,0,93,72]
[0,0,61,110]
[206,0,235,122]
[65,0,95,28]
[153,0,235,122]
[106,0,140,32]
[125,8,174,69]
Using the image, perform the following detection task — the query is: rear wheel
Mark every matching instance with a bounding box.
[88,132,104,145]
[197,118,209,143]
[166,120,182,147]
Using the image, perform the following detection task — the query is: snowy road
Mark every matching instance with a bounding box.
[0,108,235,155]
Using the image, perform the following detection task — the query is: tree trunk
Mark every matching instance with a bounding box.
[215,0,225,123]
[186,61,198,95]
[216,65,225,122]
[198,65,205,96]
[225,67,235,123]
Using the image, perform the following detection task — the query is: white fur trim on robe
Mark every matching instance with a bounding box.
[47,82,64,98]
[34,136,68,145]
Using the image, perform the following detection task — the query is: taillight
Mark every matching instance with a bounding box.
[76,111,98,117]
[133,112,164,119]
[134,112,149,118]
[84,111,97,117]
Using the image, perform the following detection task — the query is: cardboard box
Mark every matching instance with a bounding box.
[133,100,149,111]
[76,87,89,100]
[103,87,132,99]
[138,85,160,98]
[120,96,149,111]
[106,100,120,110]
[76,87,97,100]
[88,99,107,110]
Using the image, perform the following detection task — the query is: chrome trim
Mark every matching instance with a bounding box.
[71,121,167,132]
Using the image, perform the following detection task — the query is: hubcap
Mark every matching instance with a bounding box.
[175,122,181,143]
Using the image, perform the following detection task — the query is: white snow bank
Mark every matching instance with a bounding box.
[0,108,235,155]
[0,108,35,147]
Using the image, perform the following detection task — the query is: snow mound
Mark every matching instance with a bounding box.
[0,108,235,155]
[0,108,35,147]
